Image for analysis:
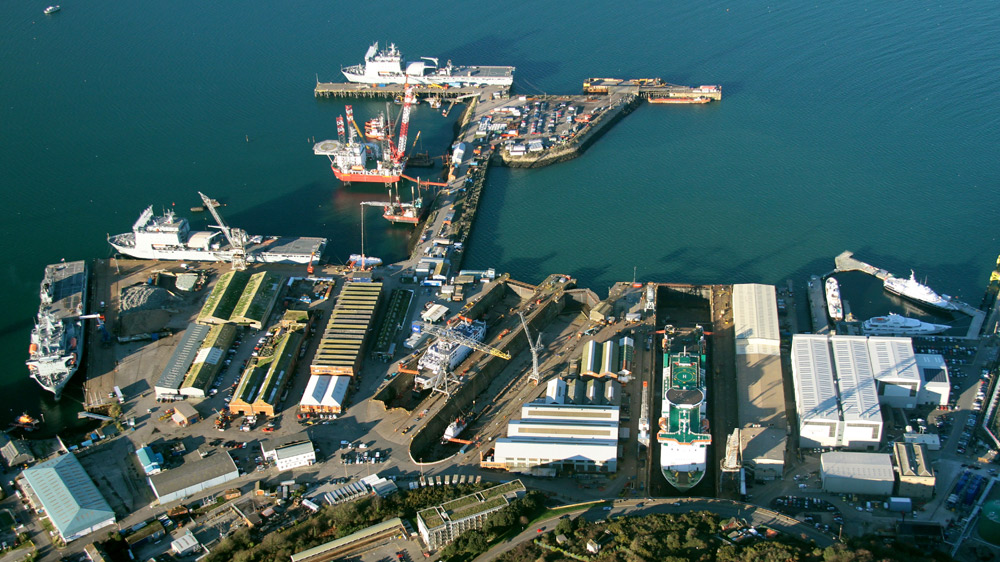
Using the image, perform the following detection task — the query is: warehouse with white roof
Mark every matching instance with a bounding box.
[915,353,950,406]
[299,375,350,415]
[17,454,116,543]
[868,337,921,409]
[830,336,883,449]
[731,284,787,479]
[793,334,843,448]
[489,404,620,473]
[820,452,895,496]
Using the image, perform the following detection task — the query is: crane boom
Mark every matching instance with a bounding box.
[345,105,364,140]
[393,85,415,163]
[420,322,511,360]
[199,191,247,270]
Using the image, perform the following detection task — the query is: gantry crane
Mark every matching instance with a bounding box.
[420,321,511,396]
[518,312,544,385]
[199,191,248,270]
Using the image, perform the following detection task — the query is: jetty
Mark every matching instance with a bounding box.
[806,276,831,334]
[834,251,986,339]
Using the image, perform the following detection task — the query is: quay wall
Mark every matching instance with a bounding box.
[498,93,641,169]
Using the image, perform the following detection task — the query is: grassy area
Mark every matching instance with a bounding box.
[442,494,482,514]
[528,501,606,526]
[419,508,444,529]
[481,481,525,499]
[234,272,280,324]
[198,271,250,322]
[453,496,507,519]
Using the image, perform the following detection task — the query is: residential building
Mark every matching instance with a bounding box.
[417,481,525,550]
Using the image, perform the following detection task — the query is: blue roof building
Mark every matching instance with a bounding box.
[136,446,164,475]
[18,454,116,543]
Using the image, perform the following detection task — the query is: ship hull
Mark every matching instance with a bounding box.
[883,284,958,312]
[661,466,706,491]
[649,97,711,104]
[331,167,401,184]
[342,70,513,87]
[27,261,88,400]
[108,243,317,264]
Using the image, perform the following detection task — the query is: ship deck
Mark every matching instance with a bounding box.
[253,236,327,257]
[44,260,88,319]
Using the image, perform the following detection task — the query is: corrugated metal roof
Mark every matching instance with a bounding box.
[21,453,114,540]
[792,335,839,422]
[148,452,238,499]
[867,337,920,383]
[155,324,211,391]
[732,284,781,349]
[830,336,882,423]
[300,375,349,408]
[821,452,894,481]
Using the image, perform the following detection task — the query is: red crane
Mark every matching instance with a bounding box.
[392,84,415,164]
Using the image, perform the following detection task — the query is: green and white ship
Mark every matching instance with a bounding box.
[657,327,711,491]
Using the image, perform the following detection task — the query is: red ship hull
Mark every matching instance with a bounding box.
[331,166,401,183]
[649,97,711,104]
[383,214,420,224]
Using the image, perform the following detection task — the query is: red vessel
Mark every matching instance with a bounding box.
[649,96,711,104]
[314,88,414,184]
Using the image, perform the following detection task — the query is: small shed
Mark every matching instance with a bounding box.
[171,401,200,427]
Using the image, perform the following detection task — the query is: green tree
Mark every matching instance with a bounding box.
[555,517,572,536]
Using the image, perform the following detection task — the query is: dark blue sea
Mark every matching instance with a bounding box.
[2,1,999,426]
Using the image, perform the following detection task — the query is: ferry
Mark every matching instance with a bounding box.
[825,277,844,321]
[862,313,950,336]
[658,327,711,492]
[884,271,959,312]
[341,42,515,86]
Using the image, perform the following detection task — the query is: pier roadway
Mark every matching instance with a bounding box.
[806,276,831,335]
[473,497,835,562]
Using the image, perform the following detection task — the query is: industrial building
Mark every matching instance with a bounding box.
[180,323,237,398]
[291,518,408,562]
[544,378,567,404]
[487,404,620,473]
[792,335,883,450]
[136,446,164,475]
[229,321,305,417]
[0,433,35,468]
[893,442,935,500]
[915,353,951,406]
[820,452,895,496]
[868,337,921,409]
[731,284,787,479]
[148,451,239,505]
[197,271,282,329]
[578,337,634,378]
[171,401,200,427]
[310,281,382,376]
[261,432,316,471]
[299,374,351,415]
[17,453,116,543]
[417,481,525,550]
[154,323,212,399]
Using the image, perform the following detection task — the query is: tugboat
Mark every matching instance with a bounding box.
[10,413,40,431]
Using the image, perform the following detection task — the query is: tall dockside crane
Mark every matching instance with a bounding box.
[199,191,248,270]
[518,312,544,386]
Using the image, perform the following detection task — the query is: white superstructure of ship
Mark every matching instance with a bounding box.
[416,320,487,377]
[341,42,514,86]
[109,205,326,265]
[862,313,950,336]
[26,261,88,399]
[825,277,844,321]
[883,270,959,311]
[442,418,467,443]
[658,329,711,492]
